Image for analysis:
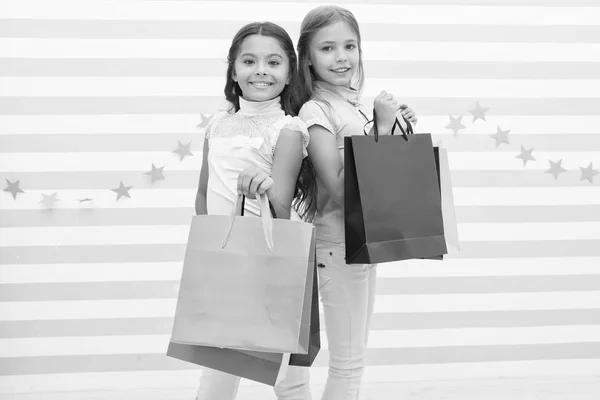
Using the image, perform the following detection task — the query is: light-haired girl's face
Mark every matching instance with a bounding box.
[308,21,359,88]
[232,34,291,102]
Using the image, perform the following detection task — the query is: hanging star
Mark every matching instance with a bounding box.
[78,198,94,203]
[172,141,193,162]
[468,102,490,122]
[445,115,466,136]
[144,163,165,183]
[516,145,536,166]
[546,159,567,180]
[39,192,60,209]
[197,114,213,129]
[580,162,599,184]
[3,179,25,200]
[490,126,510,147]
[111,181,133,201]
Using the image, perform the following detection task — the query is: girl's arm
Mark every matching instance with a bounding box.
[195,138,209,215]
[267,129,304,219]
[306,124,344,206]
[237,129,304,220]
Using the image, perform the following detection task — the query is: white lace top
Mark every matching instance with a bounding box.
[204,96,310,217]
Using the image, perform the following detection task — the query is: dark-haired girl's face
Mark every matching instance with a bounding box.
[232,34,291,102]
[308,21,359,88]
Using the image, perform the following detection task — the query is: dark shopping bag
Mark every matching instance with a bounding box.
[167,342,290,386]
[344,116,447,263]
[289,258,320,367]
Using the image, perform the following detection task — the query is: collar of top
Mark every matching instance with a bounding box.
[238,96,283,116]
[313,80,361,107]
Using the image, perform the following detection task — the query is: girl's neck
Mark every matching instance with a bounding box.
[238,96,283,116]
[314,80,360,101]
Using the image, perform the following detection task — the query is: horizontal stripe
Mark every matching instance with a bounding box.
[1,343,600,375]
[2,292,600,321]
[168,0,600,4]
[3,171,600,192]
[2,151,599,172]
[2,115,600,135]
[2,39,600,62]
[3,20,600,43]
[2,222,600,247]
[180,0,600,4]
[2,133,600,154]
[3,97,600,116]
[380,257,600,277]
[2,360,600,393]
[4,59,600,80]
[5,168,600,192]
[3,258,600,285]
[2,275,600,301]
[3,188,599,211]
[4,77,600,98]
[4,326,600,358]
[2,241,600,265]
[1,2,599,25]
[2,205,599,229]
[3,309,599,339]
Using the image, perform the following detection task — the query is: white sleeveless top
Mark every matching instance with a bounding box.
[204,96,309,217]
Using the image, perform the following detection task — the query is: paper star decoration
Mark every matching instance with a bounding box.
[40,192,60,209]
[111,181,133,201]
[516,145,536,166]
[3,179,25,200]
[145,163,165,183]
[468,102,490,122]
[197,114,213,129]
[546,159,567,180]
[580,162,599,184]
[445,115,466,136]
[490,126,510,147]
[172,141,193,162]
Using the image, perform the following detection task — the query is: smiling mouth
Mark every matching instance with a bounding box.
[250,82,274,88]
[332,67,350,73]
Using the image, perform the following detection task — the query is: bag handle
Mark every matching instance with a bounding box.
[361,109,414,142]
[222,193,275,251]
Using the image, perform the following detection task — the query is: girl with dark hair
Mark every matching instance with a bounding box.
[194,21,315,400]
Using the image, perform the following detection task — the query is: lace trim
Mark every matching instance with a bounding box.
[303,117,335,135]
[272,116,310,158]
[203,111,228,139]
[206,112,309,158]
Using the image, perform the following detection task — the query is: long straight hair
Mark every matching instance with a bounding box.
[224,22,317,220]
[296,6,365,105]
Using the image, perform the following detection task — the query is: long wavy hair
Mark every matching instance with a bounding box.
[224,22,317,220]
[296,6,365,105]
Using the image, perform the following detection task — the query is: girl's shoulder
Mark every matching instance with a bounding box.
[298,99,336,135]
[271,115,310,158]
[275,114,308,134]
[202,110,231,139]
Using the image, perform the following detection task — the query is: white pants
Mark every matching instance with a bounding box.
[315,240,377,400]
[196,240,377,400]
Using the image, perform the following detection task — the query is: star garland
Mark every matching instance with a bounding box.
[2,113,214,208]
[445,102,598,184]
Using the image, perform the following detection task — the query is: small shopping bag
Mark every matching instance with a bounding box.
[344,116,447,264]
[437,146,460,254]
[170,193,316,354]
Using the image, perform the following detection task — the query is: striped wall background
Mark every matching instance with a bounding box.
[1,0,600,397]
